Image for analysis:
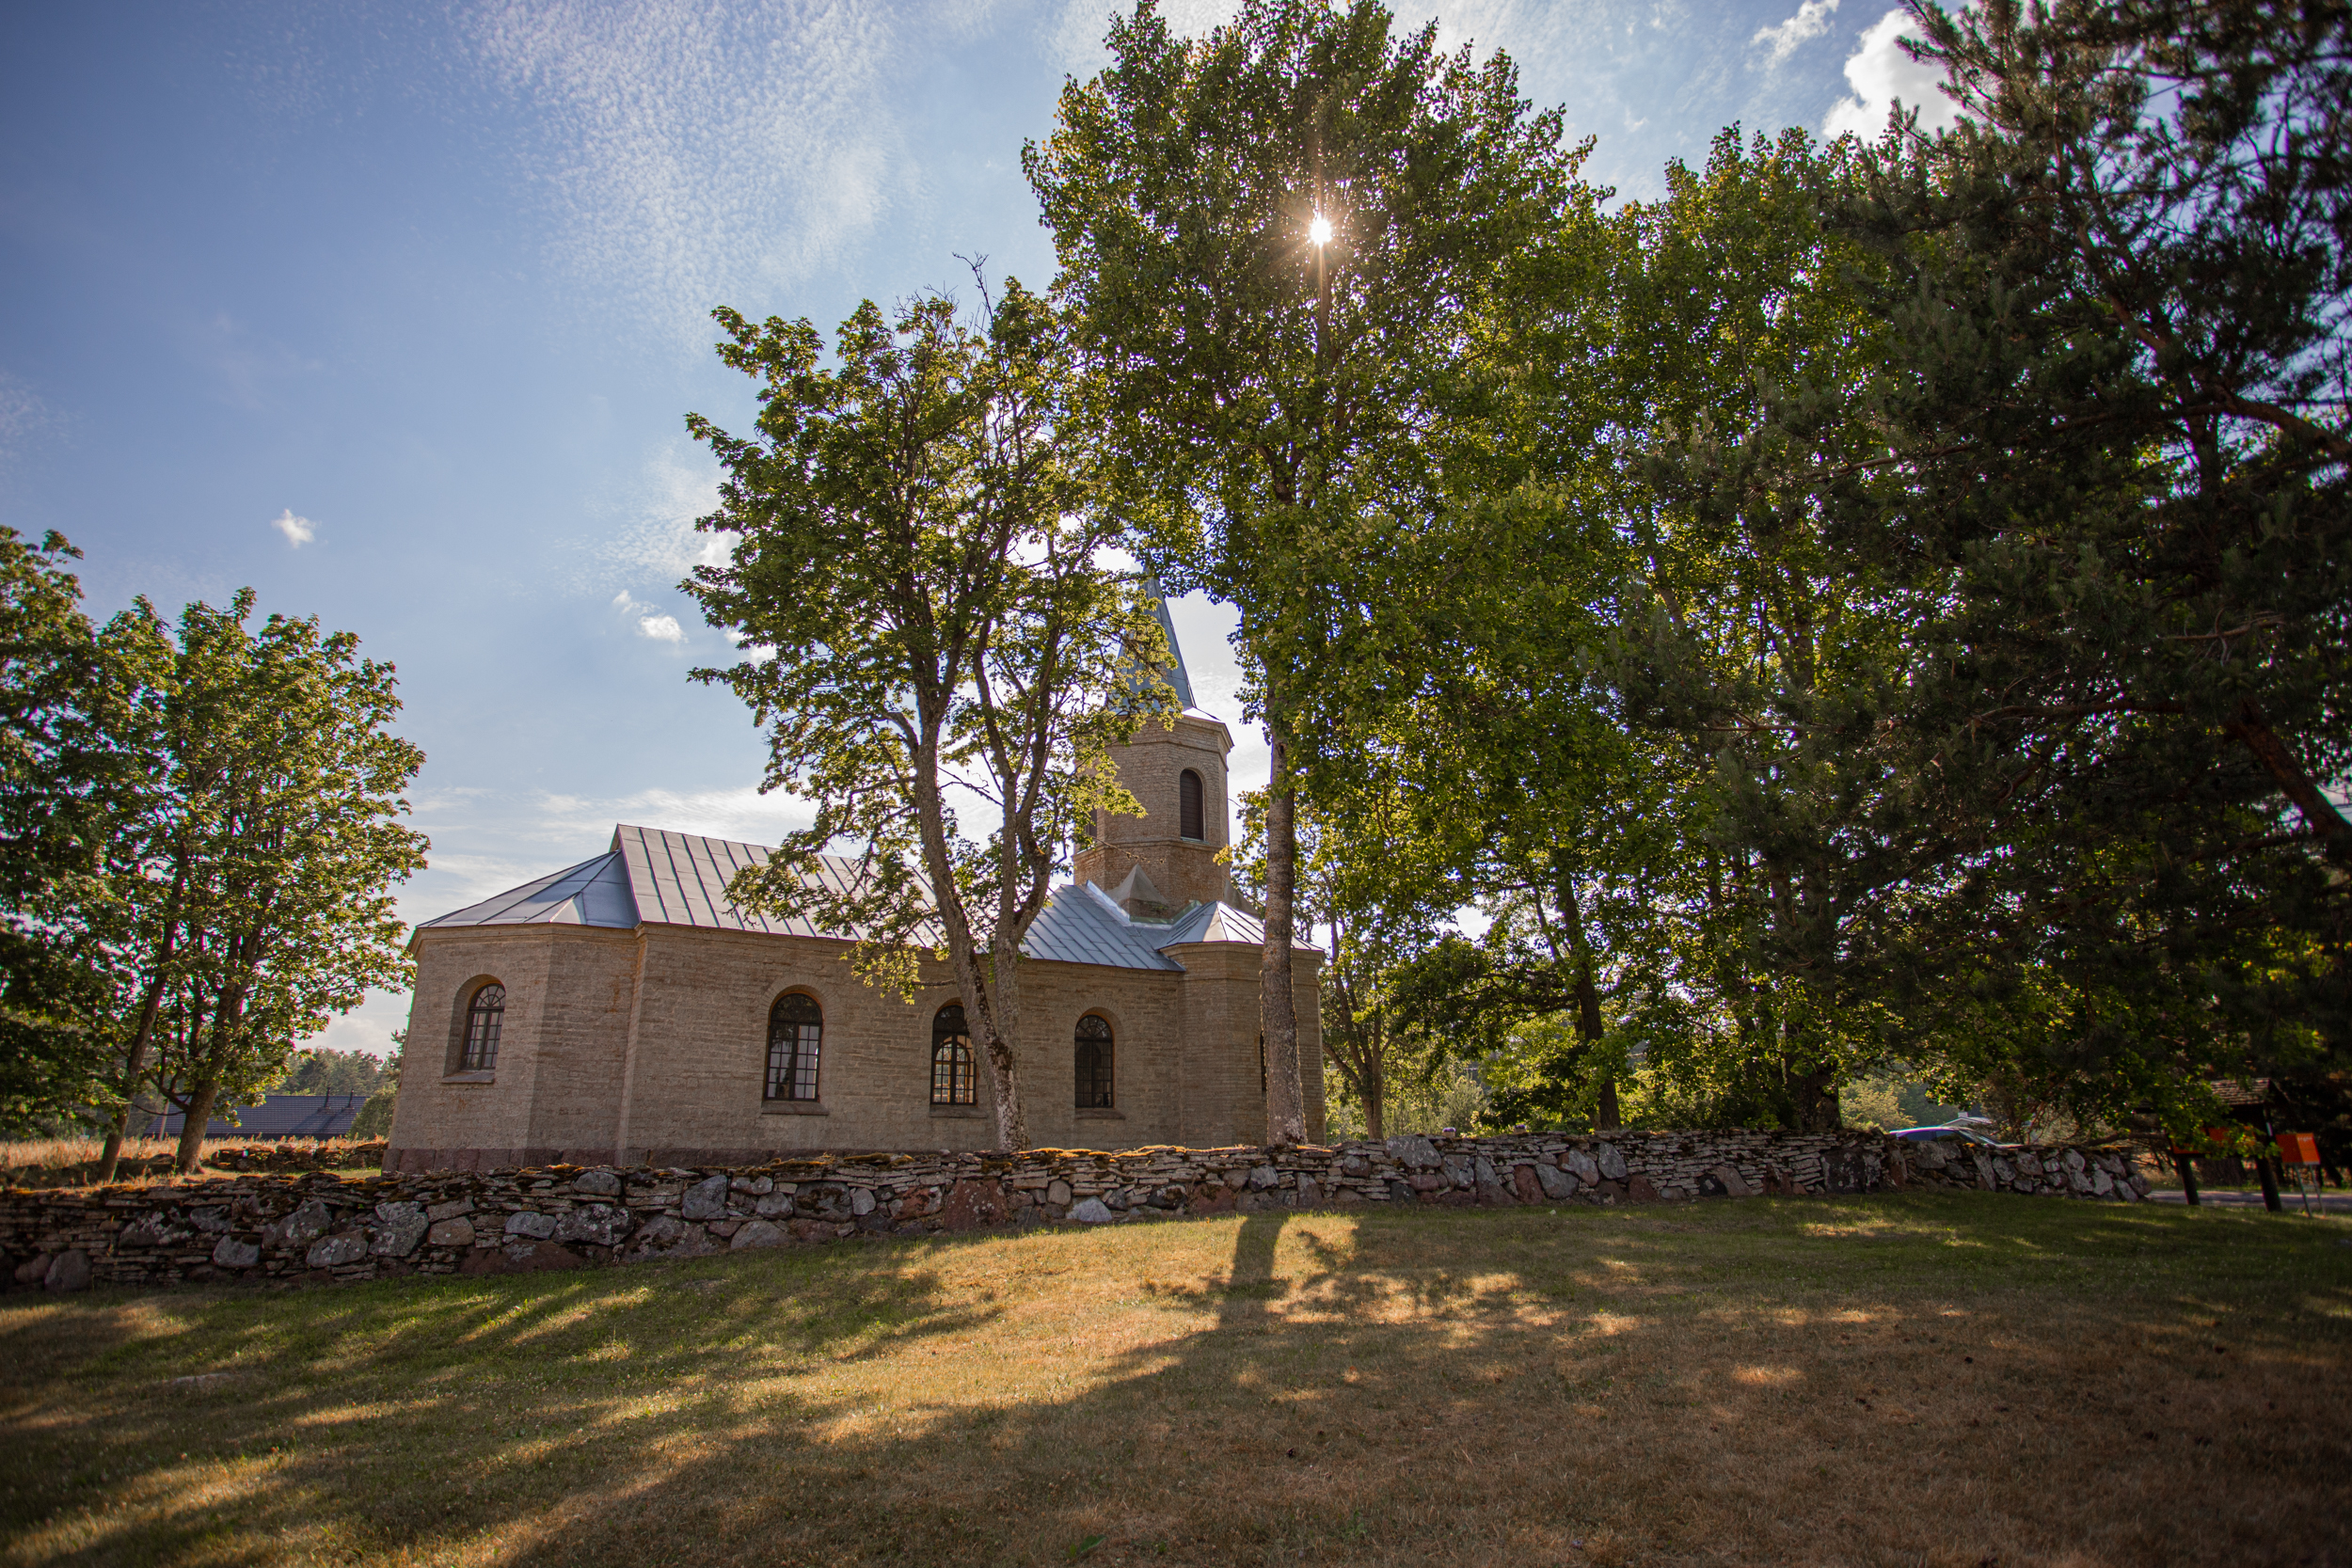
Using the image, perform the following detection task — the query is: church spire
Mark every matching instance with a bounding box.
[1144,574,1195,709]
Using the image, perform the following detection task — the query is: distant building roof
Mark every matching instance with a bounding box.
[145,1093,369,1141]
[414,824,1287,973]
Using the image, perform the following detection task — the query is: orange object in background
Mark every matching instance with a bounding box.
[2278,1132,2321,1166]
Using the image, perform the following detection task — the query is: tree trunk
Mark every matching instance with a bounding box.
[1554,869,1622,1132]
[173,1076,219,1175]
[1260,732,1304,1145]
[979,934,1030,1152]
[1788,1062,1841,1133]
[96,1098,146,1187]
[1361,1037,1385,1142]
[2226,701,2352,863]
[96,863,190,1185]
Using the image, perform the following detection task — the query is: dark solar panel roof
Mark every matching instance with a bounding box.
[412,825,1288,972]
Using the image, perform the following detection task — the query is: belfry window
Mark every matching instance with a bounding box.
[766,992,822,1101]
[931,1004,977,1105]
[1075,1014,1115,1108]
[462,983,505,1072]
[1179,768,1205,841]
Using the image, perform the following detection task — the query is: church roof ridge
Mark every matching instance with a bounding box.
[411,823,1281,970]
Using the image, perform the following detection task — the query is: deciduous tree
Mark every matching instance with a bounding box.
[1027,0,1581,1142]
[685,283,1168,1152]
[101,594,426,1175]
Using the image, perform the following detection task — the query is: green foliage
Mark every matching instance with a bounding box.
[1306,3,2352,1132]
[348,1029,403,1140]
[99,593,427,1170]
[1838,1070,1967,1133]
[683,281,1168,1150]
[1775,0,2352,1121]
[1027,0,1589,1140]
[272,1047,388,1097]
[0,529,124,1130]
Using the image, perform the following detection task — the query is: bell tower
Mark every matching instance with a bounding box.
[1074,594,1237,918]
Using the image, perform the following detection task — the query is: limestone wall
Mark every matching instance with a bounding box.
[393,922,1315,1164]
[3,1130,2149,1295]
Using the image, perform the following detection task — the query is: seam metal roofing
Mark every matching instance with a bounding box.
[413,824,1287,973]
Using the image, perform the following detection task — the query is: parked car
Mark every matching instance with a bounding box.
[1889,1125,2022,1152]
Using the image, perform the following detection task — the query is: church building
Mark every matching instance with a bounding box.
[383,610,1324,1172]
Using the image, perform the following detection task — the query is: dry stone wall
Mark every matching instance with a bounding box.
[2,1129,2147,1294]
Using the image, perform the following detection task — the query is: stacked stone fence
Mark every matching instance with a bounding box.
[5,1129,2150,1295]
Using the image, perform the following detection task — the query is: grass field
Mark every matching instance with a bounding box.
[3,1193,2347,1567]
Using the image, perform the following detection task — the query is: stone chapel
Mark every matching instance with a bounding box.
[383,609,1324,1173]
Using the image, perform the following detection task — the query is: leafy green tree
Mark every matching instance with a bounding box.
[349,1029,403,1140]
[1607,127,1964,1130]
[97,594,426,1175]
[1026,0,1581,1142]
[1775,0,2352,1118]
[0,529,142,1132]
[272,1047,388,1096]
[684,283,1168,1151]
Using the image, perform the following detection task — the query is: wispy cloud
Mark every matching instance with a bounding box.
[580,439,731,591]
[0,372,63,477]
[465,0,929,341]
[271,508,317,546]
[1823,7,1963,138]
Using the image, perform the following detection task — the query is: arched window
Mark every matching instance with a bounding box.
[931,1004,976,1105]
[766,992,822,1101]
[1179,768,1205,841]
[462,983,505,1072]
[1075,1014,1115,1108]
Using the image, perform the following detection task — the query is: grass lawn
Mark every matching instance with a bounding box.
[3,1193,2347,1567]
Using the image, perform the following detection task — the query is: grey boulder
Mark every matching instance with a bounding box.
[680,1175,731,1220]
[554,1204,632,1246]
[306,1233,368,1269]
[211,1237,261,1268]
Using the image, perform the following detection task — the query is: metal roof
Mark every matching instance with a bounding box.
[413,824,1279,973]
[145,1093,370,1141]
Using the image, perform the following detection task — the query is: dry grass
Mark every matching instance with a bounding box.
[2,1193,2347,1567]
[0,1138,381,1187]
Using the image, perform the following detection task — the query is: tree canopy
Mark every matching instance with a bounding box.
[684,280,1168,1151]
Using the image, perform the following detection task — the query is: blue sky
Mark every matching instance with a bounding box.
[0,0,1958,1059]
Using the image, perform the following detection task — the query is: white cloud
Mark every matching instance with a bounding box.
[1823,7,1963,139]
[1753,0,1839,66]
[611,589,686,642]
[271,508,316,546]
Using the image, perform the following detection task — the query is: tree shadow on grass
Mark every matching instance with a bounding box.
[5,1196,2351,1567]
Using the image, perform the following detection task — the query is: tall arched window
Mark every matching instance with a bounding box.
[1179,768,1206,841]
[931,1004,976,1105]
[462,983,505,1071]
[766,992,822,1101]
[1074,1014,1114,1108]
